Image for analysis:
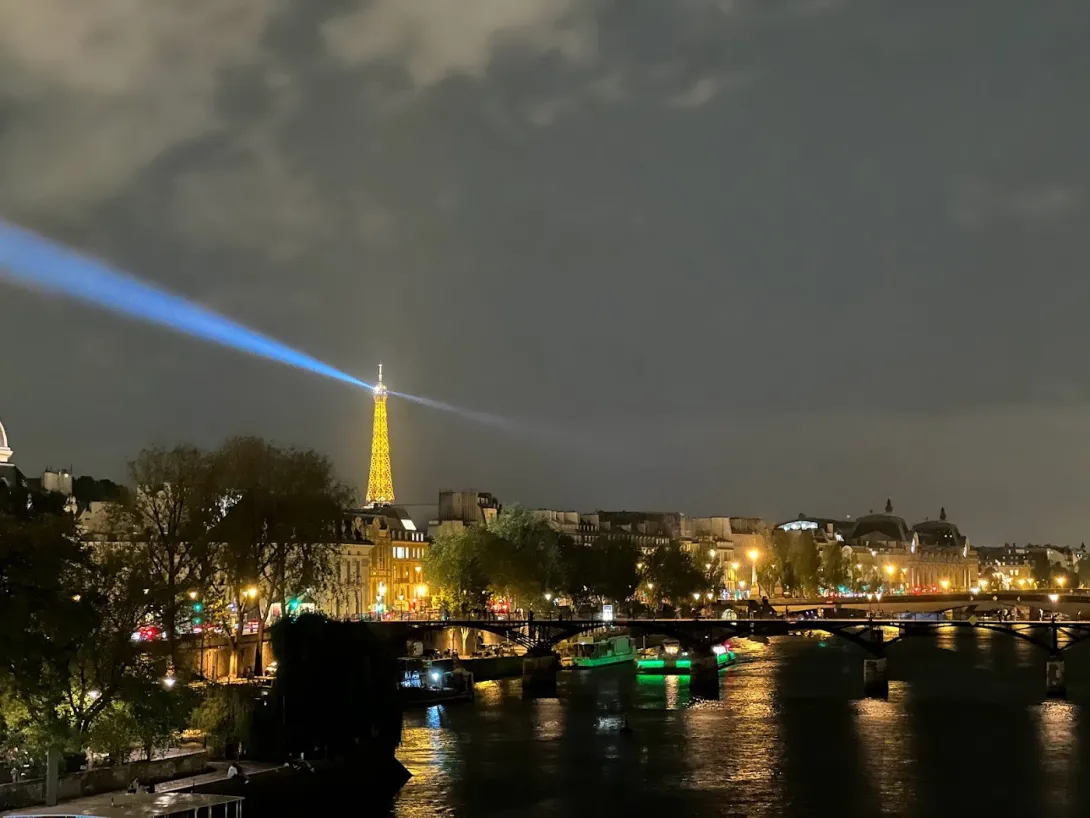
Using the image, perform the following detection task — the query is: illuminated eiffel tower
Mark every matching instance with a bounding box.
[365,363,395,505]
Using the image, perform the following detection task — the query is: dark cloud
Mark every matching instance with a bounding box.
[1,0,1089,543]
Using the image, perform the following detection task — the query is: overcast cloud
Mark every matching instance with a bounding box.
[1,0,1088,543]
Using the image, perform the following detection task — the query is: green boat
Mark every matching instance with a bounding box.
[636,640,736,675]
[561,634,636,669]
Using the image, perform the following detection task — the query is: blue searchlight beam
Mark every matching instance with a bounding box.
[0,219,373,390]
[0,219,541,435]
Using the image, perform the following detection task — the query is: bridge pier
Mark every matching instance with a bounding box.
[862,657,888,699]
[689,651,720,700]
[521,652,559,697]
[1046,654,1066,698]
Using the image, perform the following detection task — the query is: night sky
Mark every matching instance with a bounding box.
[1,0,1088,544]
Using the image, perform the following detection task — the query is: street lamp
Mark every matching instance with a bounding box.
[940,579,950,591]
[1056,575,1067,589]
[1049,593,1059,604]
[544,592,553,603]
[748,549,759,595]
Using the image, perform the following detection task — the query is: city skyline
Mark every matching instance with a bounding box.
[2,1,1089,543]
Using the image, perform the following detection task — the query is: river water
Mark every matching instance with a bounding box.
[388,629,1090,817]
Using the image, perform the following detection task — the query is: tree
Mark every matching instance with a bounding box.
[643,542,704,611]
[820,541,848,592]
[190,685,254,759]
[788,533,821,596]
[0,506,175,765]
[212,437,351,676]
[424,527,491,617]
[110,445,221,671]
[592,536,642,606]
[559,535,641,614]
[484,506,561,610]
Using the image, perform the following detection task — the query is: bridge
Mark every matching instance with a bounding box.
[373,615,1090,699]
[766,591,1090,617]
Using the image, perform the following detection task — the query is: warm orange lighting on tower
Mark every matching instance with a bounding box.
[365,363,395,505]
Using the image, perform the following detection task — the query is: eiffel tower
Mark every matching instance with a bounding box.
[365,363,395,505]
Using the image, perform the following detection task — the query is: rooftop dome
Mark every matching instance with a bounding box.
[850,513,913,544]
[0,417,11,463]
[913,519,966,547]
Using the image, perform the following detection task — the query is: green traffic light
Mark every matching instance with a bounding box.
[193,602,203,612]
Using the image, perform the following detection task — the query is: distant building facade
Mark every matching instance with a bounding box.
[429,490,502,539]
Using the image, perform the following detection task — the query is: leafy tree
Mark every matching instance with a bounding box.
[592,536,642,606]
[87,702,140,765]
[190,685,254,759]
[424,527,491,617]
[0,507,95,753]
[820,541,848,592]
[559,535,641,614]
[643,542,704,611]
[788,532,821,596]
[484,506,561,610]
[109,445,222,670]
[0,506,175,764]
[212,437,351,676]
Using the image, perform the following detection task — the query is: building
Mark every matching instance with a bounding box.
[429,490,502,539]
[359,364,430,613]
[0,416,24,492]
[842,504,978,591]
[320,515,376,619]
[534,509,681,549]
[340,506,427,615]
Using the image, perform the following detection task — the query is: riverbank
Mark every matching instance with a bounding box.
[1,761,276,817]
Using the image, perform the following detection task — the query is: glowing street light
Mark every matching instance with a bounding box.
[748,549,759,592]
[1049,593,1059,604]
[1056,575,1067,588]
[884,565,895,577]
[692,592,701,601]
[940,579,950,591]
[161,675,176,690]
[544,592,553,603]
[244,586,258,600]
[188,590,198,600]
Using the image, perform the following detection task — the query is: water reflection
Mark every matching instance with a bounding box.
[388,631,1090,817]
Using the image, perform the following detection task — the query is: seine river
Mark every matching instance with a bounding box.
[387,629,1090,817]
